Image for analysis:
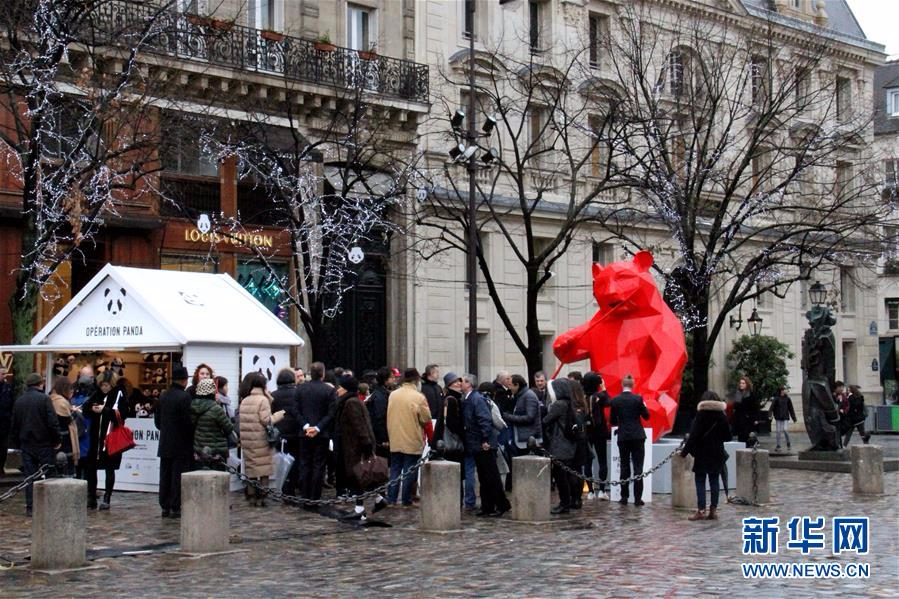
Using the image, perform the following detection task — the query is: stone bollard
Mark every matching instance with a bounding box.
[670,453,697,510]
[420,461,461,531]
[511,455,551,522]
[736,449,770,504]
[181,471,230,554]
[32,479,87,571]
[851,445,884,495]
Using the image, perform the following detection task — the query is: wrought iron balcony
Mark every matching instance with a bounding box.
[88,0,429,103]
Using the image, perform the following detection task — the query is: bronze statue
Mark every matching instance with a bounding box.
[801,306,842,451]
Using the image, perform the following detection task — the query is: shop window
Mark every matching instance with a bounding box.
[237,260,289,322]
[161,254,218,273]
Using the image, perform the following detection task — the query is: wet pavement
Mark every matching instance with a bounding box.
[1,444,896,598]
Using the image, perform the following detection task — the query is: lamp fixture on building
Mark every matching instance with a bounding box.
[451,109,465,129]
[747,307,763,336]
[809,280,827,306]
[482,114,497,134]
[729,305,742,330]
[481,147,499,164]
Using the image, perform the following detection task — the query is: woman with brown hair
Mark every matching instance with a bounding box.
[186,363,215,397]
[50,378,79,475]
[83,371,133,510]
[569,379,592,507]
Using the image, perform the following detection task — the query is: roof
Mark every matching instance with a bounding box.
[30,264,304,348]
[874,60,899,136]
[740,0,884,53]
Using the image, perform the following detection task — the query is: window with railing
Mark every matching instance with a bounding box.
[887,298,899,330]
[836,76,852,121]
[588,13,608,69]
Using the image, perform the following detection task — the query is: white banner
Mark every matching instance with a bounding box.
[242,346,291,391]
[609,427,653,503]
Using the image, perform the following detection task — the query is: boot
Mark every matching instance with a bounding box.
[688,510,706,521]
[707,506,718,520]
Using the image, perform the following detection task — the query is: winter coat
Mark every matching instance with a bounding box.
[335,392,376,487]
[503,387,542,447]
[610,391,649,442]
[462,391,495,453]
[543,398,576,461]
[239,388,283,478]
[845,392,866,426]
[50,392,80,463]
[271,383,300,440]
[191,397,234,459]
[493,382,515,414]
[731,389,760,442]
[770,394,796,422]
[434,389,465,458]
[682,400,732,474]
[10,387,59,449]
[0,380,13,437]
[155,383,194,459]
[367,385,390,446]
[386,383,431,455]
[420,379,443,421]
[71,391,91,459]
[295,380,337,438]
[589,390,611,442]
[83,388,133,470]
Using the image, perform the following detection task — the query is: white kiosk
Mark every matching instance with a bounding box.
[1,264,304,491]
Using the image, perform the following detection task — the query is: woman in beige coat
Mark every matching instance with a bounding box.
[238,372,284,506]
[50,378,80,475]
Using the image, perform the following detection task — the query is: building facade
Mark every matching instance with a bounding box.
[409,0,889,420]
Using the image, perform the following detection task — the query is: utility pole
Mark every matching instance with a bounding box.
[466,0,478,378]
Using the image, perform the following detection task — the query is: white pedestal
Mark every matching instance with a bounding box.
[650,437,683,494]
[610,428,653,503]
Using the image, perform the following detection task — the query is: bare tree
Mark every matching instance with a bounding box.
[596,8,890,417]
[415,42,631,379]
[0,0,205,387]
[200,75,421,359]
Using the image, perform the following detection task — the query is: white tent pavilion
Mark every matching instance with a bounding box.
[1,264,303,491]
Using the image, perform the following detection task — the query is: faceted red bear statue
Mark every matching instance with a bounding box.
[553,250,687,441]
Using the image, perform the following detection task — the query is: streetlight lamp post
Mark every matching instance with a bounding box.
[466,0,477,377]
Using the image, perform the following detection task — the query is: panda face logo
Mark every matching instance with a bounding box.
[197,213,212,234]
[104,287,127,316]
[252,354,277,382]
[348,246,364,265]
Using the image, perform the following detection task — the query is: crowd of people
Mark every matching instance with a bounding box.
[0,361,881,523]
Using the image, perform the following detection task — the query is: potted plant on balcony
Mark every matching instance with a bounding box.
[185,13,212,28]
[211,18,235,32]
[261,29,285,42]
[357,43,378,61]
[314,31,335,52]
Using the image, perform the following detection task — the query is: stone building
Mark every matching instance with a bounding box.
[409,0,889,418]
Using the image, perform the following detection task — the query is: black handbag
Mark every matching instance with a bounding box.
[265,423,281,447]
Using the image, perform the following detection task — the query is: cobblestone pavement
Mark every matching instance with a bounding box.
[1,450,896,598]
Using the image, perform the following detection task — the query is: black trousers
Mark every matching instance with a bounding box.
[298,436,329,500]
[618,439,645,502]
[83,458,116,502]
[158,455,192,511]
[473,449,510,513]
[21,446,55,510]
[592,439,609,492]
[0,431,10,474]
[552,460,581,508]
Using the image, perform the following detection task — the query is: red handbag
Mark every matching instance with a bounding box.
[105,410,136,455]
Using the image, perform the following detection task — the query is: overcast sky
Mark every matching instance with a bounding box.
[846,0,898,58]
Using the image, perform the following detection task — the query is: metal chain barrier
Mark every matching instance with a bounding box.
[0,464,53,504]
[196,449,433,507]
[537,439,685,488]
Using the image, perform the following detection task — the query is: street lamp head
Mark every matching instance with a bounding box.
[451,109,466,129]
[482,114,497,135]
[462,145,478,160]
[747,307,763,336]
[448,143,466,161]
[481,147,499,165]
[809,280,827,306]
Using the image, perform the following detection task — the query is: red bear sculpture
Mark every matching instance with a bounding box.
[553,250,687,441]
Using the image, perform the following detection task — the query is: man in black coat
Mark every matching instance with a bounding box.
[0,366,14,476]
[155,367,194,518]
[9,373,60,516]
[420,364,443,422]
[609,374,649,506]
[366,366,392,459]
[295,361,338,504]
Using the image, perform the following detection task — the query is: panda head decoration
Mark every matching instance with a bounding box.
[252,354,277,382]
[104,287,127,316]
